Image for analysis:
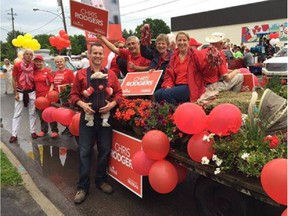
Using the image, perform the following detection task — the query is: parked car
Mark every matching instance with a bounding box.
[262,45,288,79]
[43,57,77,74]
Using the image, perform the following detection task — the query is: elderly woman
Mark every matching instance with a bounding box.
[140,34,173,89]
[2,58,13,94]
[33,55,59,138]
[53,55,75,135]
[154,31,205,105]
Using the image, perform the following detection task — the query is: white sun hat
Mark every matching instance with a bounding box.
[205,32,226,43]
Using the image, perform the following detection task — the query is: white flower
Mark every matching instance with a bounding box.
[202,135,210,142]
[215,159,223,166]
[212,154,218,161]
[241,153,250,160]
[201,157,210,165]
[214,168,221,175]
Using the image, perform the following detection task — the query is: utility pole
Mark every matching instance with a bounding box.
[7,8,17,38]
[58,0,68,33]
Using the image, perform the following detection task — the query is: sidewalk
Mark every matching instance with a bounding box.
[1,142,64,216]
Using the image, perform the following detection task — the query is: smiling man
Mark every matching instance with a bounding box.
[70,42,123,204]
[97,34,151,72]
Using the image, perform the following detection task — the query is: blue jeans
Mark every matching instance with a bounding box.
[77,113,112,192]
[154,84,190,105]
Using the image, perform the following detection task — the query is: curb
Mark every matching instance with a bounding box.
[1,142,64,216]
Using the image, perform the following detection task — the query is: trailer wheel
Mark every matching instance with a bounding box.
[194,177,247,216]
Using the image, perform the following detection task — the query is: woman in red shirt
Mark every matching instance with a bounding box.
[34,55,59,138]
[154,32,192,104]
[53,55,75,135]
[53,55,75,92]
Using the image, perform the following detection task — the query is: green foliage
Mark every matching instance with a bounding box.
[0,150,23,186]
[59,84,72,104]
[134,18,171,39]
[0,41,17,61]
[6,30,25,44]
[122,29,135,39]
[265,76,287,99]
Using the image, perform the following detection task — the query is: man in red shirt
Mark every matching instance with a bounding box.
[9,49,38,143]
[197,32,244,92]
[97,34,150,73]
[70,42,123,204]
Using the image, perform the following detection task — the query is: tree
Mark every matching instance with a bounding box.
[134,18,171,39]
[6,30,25,44]
[122,29,134,39]
[0,41,16,61]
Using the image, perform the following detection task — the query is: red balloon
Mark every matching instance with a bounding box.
[148,160,178,194]
[52,107,65,123]
[132,150,156,176]
[142,130,170,160]
[69,113,80,136]
[42,107,57,123]
[173,163,188,183]
[46,90,59,103]
[59,30,66,37]
[61,33,69,40]
[207,103,242,136]
[187,131,214,163]
[282,208,287,216]
[260,158,287,205]
[57,108,75,126]
[35,96,50,110]
[49,36,57,46]
[174,103,207,135]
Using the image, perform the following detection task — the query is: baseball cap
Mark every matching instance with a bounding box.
[34,55,44,61]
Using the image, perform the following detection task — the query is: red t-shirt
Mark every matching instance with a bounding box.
[119,48,150,72]
[12,61,35,90]
[196,48,228,84]
[70,67,123,106]
[110,55,121,77]
[34,68,54,97]
[53,68,75,92]
[162,51,189,88]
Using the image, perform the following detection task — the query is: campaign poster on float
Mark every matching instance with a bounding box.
[121,70,163,96]
[108,130,143,198]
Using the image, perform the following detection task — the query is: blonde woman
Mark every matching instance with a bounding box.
[2,58,13,94]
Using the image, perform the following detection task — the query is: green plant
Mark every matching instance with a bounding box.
[59,84,72,104]
[0,150,23,186]
[144,101,187,143]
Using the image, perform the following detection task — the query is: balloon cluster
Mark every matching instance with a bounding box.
[49,30,71,51]
[132,130,187,194]
[174,103,242,163]
[12,33,41,50]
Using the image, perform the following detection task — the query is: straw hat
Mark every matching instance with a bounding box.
[205,32,226,43]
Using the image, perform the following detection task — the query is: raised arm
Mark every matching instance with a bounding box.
[96,34,120,55]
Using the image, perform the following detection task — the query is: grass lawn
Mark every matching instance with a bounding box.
[1,150,23,186]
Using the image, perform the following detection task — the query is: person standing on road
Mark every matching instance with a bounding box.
[9,49,38,143]
[2,58,14,94]
[33,55,59,138]
[53,55,75,135]
[70,42,123,204]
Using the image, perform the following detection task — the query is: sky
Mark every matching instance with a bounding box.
[1,0,268,42]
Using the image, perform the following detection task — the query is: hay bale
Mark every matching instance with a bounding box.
[203,91,252,114]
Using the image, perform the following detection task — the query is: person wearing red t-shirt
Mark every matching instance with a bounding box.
[53,55,75,92]
[70,43,122,204]
[53,55,75,135]
[33,55,58,138]
[97,34,150,73]
[196,32,243,92]
[154,32,205,105]
[9,49,38,143]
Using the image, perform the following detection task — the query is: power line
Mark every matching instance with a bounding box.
[120,0,148,8]
[121,0,181,16]
[1,27,10,32]
[29,16,59,33]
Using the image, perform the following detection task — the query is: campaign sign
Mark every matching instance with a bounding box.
[108,130,143,198]
[241,73,256,92]
[70,0,108,36]
[121,70,163,96]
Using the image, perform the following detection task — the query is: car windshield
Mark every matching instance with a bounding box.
[44,58,76,72]
[275,47,287,57]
